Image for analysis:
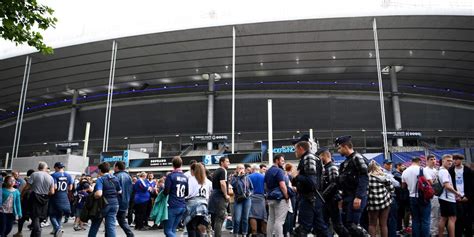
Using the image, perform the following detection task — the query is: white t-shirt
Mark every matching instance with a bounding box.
[402,165,432,197]
[438,167,456,203]
[187,176,212,200]
[424,167,438,184]
[454,167,464,197]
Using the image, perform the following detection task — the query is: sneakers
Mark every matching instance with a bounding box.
[13,232,23,237]
[54,229,64,237]
[41,222,50,228]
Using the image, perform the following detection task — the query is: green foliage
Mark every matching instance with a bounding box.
[0,0,57,54]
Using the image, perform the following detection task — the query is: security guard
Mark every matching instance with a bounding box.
[335,135,369,237]
[319,147,350,237]
[292,140,330,237]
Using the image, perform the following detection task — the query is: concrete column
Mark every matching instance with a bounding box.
[67,90,79,153]
[207,74,215,150]
[390,66,403,147]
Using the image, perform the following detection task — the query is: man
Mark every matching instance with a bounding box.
[424,154,440,236]
[259,164,267,174]
[448,154,473,237]
[293,141,330,237]
[319,147,349,237]
[163,156,188,237]
[28,161,55,237]
[393,163,410,234]
[335,135,369,237]
[401,157,433,237]
[49,162,73,237]
[244,163,252,174]
[264,154,289,237]
[114,161,134,237]
[248,164,267,236]
[12,171,26,191]
[438,154,461,237]
[88,162,122,237]
[382,161,400,237]
[208,157,230,237]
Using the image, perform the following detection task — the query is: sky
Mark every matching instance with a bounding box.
[0,0,472,59]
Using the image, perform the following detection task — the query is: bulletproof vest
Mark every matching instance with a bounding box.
[297,152,324,192]
[338,152,368,195]
[322,162,336,190]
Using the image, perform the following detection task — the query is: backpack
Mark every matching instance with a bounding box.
[416,168,434,204]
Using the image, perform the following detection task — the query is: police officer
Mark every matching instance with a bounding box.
[319,147,350,237]
[335,135,369,237]
[292,140,330,237]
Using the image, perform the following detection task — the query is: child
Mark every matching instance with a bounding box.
[1,175,22,237]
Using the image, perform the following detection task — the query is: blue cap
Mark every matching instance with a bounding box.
[334,135,352,146]
[54,162,65,168]
[383,160,393,164]
[316,147,329,156]
[292,134,311,145]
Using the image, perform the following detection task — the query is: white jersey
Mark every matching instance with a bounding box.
[187,176,212,200]
[402,165,432,198]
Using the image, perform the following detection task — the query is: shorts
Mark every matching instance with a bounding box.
[439,199,456,217]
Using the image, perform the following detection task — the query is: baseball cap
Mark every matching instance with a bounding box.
[54,162,65,168]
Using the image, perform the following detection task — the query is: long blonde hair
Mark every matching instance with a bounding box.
[192,163,207,185]
[368,160,385,176]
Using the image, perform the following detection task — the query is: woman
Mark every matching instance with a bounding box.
[185,163,212,237]
[283,163,297,236]
[13,169,34,237]
[367,161,394,237]
[1,175,22,237]
[231,164,254,237]
[133,171,152,231]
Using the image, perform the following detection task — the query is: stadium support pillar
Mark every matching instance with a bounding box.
[390,66,403,147]
[67,89,79,154]
[207,74,215,150]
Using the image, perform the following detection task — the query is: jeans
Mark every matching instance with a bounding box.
[233,198,251,235]
[30,217,42,237]
[88,204,119,237]
[388,199,397,237]
[0,213,15,237]
[267,199,289,237]
[165,207,186,237]
[409,197,431,237]
[117,210,134,237]
[298,197,331,237]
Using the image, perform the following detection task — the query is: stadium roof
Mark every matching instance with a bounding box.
[0,1,473,120]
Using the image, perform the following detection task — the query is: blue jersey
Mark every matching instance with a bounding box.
[51,172,73,206]
[164,170,188,208]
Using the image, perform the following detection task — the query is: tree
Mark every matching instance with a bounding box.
[0,0,57,54]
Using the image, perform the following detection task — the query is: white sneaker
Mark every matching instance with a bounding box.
[41,222,50,228]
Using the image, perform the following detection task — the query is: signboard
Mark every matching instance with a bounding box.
[100,151,130,167]
[128,153,262,168]
[55,142,80,149]
[190,135,228,142]
[261,139,297,161]
[385,131,422,138]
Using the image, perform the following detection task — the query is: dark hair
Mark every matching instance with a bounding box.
[259,164,267,169]
[427,154,436,159]
[114,161,126,171]
[244,163,251,169]
[3,176,14,188]
[411,156,421,162]
[98,162,110,174]
[172,156,182,168]
[26,169,35,177]
[189,160,198,165]
[453,154,465,160]
[219,156,229,166]
[273,154,285,163]
[296,141,310,151]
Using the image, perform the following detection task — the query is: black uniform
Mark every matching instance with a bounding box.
[293,151,330,237]
[321,161,349,237]
[338,151,369,237]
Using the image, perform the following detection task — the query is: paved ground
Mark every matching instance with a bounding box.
[7,219,236,237]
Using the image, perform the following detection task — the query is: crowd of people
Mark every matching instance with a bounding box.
[0,135,473,237]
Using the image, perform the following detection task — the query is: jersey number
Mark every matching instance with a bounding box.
[176,184,186,197]
[198,186,207,197]
[57,181,68,192]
